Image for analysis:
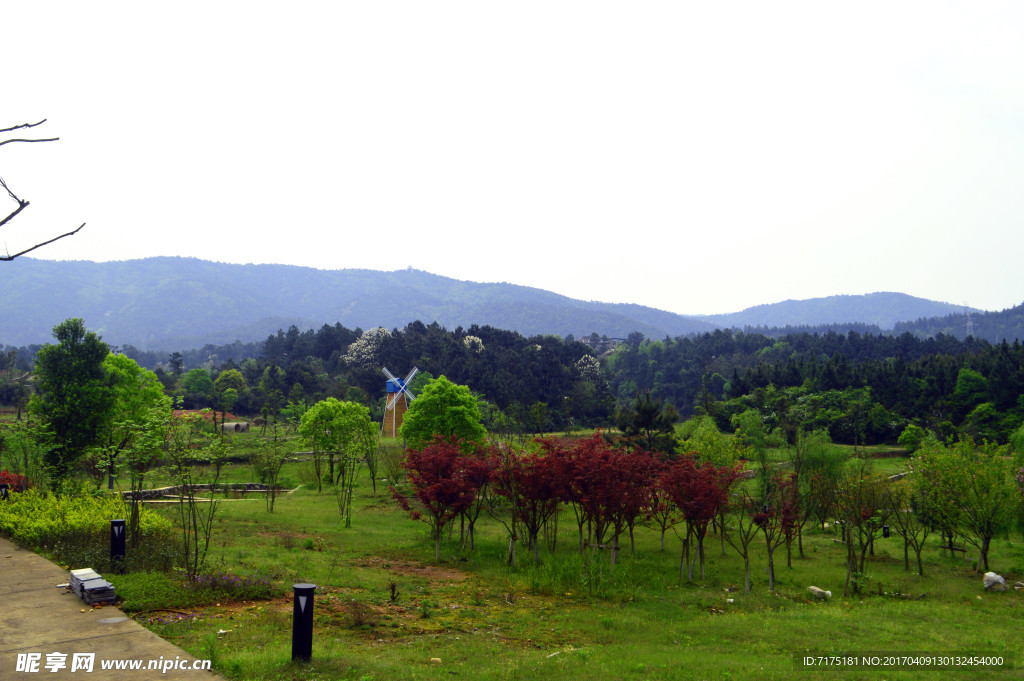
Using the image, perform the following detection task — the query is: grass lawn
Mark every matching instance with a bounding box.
[108,457,1024,681]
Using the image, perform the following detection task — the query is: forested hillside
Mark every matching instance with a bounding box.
[9,319,1021,450]
[699,292,971,329]
[894,301,1024,343]
[0,257,716,347]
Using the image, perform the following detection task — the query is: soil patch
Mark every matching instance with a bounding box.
[357,556,470,582]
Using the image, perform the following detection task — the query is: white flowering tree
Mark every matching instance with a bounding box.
[343,327,391,368]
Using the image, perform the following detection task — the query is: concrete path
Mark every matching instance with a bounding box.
[0,536,223,679]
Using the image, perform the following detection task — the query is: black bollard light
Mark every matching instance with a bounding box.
[0,483,9,501]
[292,583,316,661]
[110,519,126,574]
[882,525,890,538]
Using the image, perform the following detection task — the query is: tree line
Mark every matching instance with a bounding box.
[5,320,1024,446]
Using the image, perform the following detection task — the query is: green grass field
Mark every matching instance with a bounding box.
[105,454,1024,681]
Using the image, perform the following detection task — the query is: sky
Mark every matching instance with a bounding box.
[3,2,1023,316]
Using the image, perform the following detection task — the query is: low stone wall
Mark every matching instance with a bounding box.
[122,483,274,500]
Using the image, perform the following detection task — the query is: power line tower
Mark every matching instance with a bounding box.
[964,302,975,339]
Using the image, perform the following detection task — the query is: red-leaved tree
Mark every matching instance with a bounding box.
[645,456,680,551]
[549,434,658,566]
[392,436,490,561]
[663,454,742,581]
[490,447,562,565]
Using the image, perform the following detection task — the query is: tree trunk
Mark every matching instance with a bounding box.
[979,537,990,572]
[687,534,695,583]
[843,538,855,597]
[678,538,687,583]
[720,514,727,557]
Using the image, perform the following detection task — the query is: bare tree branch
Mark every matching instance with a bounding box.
[0,177,29,229]
[0,137,59,148]
[1,119,84,261]
[2,223,85,261]
[0,119,49,134]
[1,118,60,147]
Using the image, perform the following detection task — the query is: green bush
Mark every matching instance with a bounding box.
[0,489,177,571]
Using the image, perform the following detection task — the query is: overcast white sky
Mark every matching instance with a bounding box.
[3,2,1023,315]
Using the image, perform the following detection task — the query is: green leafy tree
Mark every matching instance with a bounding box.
[122,408,170,547]
[399,376,486,450]
[29,319,114,486]
[960,402,1003,443]
[731,408,767,454]
[251,425,291,512]
[886,479,932,576]
[164,412,229,579]
[181,368,215,408]
[953,368,989,420]
[214,368,246,424]
[897,424,927,453]
[916,436,1016,571]
[214,367,246,394]
[835,462,890,595]
[300,398,377,523]
[685,415,736,466]
[94,353,172,489]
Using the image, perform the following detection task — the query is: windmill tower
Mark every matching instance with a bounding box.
[382,366,418,438]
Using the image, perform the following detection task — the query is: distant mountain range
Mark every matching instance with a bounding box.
[698,293,972,330]
[1,257,1017,350]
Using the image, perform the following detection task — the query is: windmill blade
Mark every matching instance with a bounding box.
[403,367,419,400]
[381,367,400,383]
[385,393,400,410]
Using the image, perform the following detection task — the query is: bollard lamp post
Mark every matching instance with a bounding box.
[292,583,316,661]
[110,519,126,574]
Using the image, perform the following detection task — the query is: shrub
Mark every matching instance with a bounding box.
[0,489,177,571]
[0,469,30,491]
[185,569,278,602]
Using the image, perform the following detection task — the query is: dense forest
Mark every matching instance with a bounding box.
[3,319,1023,446]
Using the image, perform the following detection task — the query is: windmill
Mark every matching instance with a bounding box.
[381,366,418,438]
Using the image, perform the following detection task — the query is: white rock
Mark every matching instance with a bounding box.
[983,572,1006,591]
[807,586,832,600]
